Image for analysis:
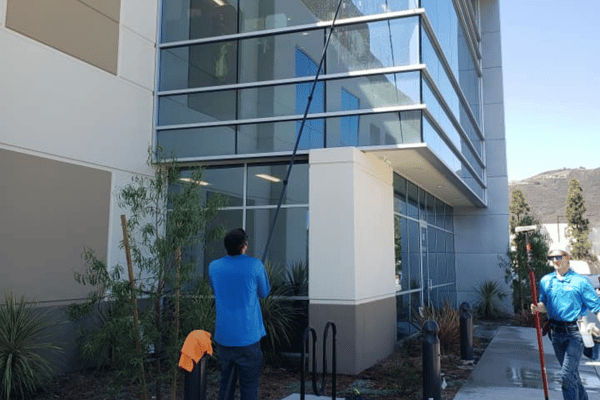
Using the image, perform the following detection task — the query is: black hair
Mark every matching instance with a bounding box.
[224,228,248,256]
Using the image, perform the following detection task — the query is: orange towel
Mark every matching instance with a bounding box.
[178,330,213,372]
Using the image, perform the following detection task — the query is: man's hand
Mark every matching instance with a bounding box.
[531,302,547,314]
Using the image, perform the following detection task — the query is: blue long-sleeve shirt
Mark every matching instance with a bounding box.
[209,254,270,346]
[539,269,600,322]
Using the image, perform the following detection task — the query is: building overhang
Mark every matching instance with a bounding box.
[364,144,486,208]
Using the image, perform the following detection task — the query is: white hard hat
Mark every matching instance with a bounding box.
[549,242,570,257]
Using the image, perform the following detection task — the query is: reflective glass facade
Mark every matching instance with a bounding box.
[394,174,455,338]
[156,0,483,327]
[156,0,485,202]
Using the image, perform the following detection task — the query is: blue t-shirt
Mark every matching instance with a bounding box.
[209,254,270,346]
[539,269,600,322]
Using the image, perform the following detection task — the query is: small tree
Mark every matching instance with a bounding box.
[68,150,226,399]
[505,190,551,312]
[509,189,530,232]
[565,178,593,260]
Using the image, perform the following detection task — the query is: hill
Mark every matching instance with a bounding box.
[509,167,600,225]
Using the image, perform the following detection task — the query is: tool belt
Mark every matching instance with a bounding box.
[544,319,578,336]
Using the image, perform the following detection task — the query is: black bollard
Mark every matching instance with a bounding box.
[459,302,474,361]
[422,320,441,400]
[184,356,208,400]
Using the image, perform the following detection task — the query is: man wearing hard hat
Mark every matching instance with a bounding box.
[532,243,600,400]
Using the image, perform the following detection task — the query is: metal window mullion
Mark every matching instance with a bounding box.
[157,64,427,97]
[245,204,309,210]
[152,0,165,161]
[155,104,427,131]
[422,69,484,168]
[159,9,425,49]
[452,0,481,65]
[459,0,480,44]
[422,109,486,188]
[463,0,480,41]
[158,151,311,164]
[421,14,483,139]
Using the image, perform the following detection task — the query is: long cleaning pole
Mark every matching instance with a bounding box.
[260,0,345,264]
[525,233,550,400]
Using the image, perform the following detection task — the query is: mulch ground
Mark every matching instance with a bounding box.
[32,326,498,400]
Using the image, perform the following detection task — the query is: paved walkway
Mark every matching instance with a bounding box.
[454,325,600,399]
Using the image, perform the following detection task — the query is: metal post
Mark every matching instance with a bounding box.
[184,356,207,400]
[459,302,474,361]
[422,320,441,400]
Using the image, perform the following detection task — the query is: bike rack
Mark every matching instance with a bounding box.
[300,322,337,400]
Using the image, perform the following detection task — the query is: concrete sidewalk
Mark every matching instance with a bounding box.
[454,325,600,399]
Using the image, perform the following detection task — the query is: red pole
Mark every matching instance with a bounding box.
[526,241,549,400]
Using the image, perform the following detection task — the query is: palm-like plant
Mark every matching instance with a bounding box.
[0,292,62,399]
[474,280,507,320]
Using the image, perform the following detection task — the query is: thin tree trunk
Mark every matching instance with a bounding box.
[170,247,182,400]
[121,214,148,400]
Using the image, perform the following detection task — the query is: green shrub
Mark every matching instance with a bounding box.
[0,292,62,400]
[473,280,507,320]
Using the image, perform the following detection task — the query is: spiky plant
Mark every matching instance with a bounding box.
[0,292,62,400]
[474,280,507,320]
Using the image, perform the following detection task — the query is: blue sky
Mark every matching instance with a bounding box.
[499,1,600,181]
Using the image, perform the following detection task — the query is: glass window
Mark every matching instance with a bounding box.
[238,119,324,154]
[161,0,237,43]
[246,207,309,268]
[327,17,419,74]
[407,181,418,219]
[194,208,244,276]
[239,30,324,84]
[158,91,236,126]
[247,163,308,206]
[240,0,419,37]
[157,126,236,158]
[426,193,435,225]
[418,188,426,220]
[340,89,360,146]
[159,41,238,91]
[197,165,244,207]
[408,219,420,290]
[434,198,445,228]
[328,72,421,112]
[393,175,407,215]
[326,111,421,147]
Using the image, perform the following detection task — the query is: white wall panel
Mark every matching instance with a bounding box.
[0,27,153,175]
[309,147,395,304]
[119,26,156,90]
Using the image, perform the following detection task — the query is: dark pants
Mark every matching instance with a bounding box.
[217,342,263,400]
[551,327,588,400]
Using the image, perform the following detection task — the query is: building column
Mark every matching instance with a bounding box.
[308,147,396,375]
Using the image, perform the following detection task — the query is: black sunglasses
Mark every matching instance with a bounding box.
[548,255,564,261]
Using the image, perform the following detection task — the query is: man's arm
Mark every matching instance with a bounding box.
[257,262,270,299]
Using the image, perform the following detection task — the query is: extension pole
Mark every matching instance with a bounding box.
[525,233,549,400]
[260,0,344,264]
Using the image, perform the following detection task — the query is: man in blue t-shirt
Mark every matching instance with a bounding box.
[532,244,600,400]
[209,228,270,400]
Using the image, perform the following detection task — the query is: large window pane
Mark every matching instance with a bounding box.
[247,163,308,206]
[160,41,238,91]
[327,71,420,112]
[158,91,236,126]
[161,0,237,42]
[394,175,407,215]
[246,207,309,268]
[157,126,236,158]
[198,165,244,207]
[238,119,324,154]
[193,208,244,277]
[326,111,421,147]
[408,219,420,290]
[239,31,324,84]
[327,17,419,74]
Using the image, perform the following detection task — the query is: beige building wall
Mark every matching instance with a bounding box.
[309,147,396,374]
